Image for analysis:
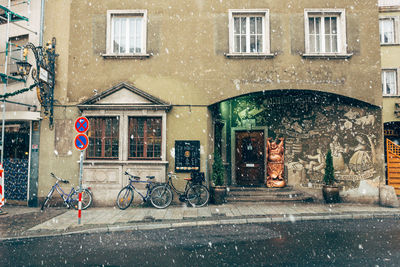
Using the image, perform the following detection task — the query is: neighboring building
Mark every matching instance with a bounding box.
[0,0,43,206]
[379,0,400,194]
[40,0,383,206]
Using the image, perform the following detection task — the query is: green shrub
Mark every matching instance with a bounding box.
[323,149,336,185]
[212,152,224,186]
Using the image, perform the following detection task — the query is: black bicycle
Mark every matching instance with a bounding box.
[167,172,209,207]
[116,171,173,209]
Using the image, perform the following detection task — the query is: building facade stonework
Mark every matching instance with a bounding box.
[38,0,383,205]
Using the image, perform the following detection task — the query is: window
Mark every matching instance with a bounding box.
[87,117,119,159]
[304,9,348,56]
[106,10,147,56]
[228,9,271,56]
[8,34,28,78]
[382,70,398,96]
[128,117,162,160]
[380,18,395,44]
[379,0,400,7]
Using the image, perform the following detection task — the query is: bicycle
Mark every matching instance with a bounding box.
[166,172,209,207]
[116,171,173,210]
[41,173,93,210]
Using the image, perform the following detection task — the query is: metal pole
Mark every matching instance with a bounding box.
[1,0,11,165]
[78,150,83,224]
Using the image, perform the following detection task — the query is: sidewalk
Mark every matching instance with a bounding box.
[1,202,400,241]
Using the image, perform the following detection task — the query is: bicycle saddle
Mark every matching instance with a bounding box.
[146,176,155,180]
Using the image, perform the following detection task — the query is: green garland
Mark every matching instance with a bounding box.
[0,82,38,99]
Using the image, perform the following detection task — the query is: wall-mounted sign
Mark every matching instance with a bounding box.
[175,140,200,172]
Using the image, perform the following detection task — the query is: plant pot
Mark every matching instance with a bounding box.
[322,185,340,203]
[211,186,227,205]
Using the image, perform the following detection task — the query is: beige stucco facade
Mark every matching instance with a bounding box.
[38,0,384,206]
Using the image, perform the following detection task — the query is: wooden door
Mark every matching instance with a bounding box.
[235,130,265,186]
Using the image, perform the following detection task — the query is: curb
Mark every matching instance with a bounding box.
[1,212,400,242]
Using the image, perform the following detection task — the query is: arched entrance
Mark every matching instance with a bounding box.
[211,90,382,190]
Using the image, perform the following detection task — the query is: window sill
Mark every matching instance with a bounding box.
[383,95,400,98]
[379,6,400,12]
[381,43,400,46]
[301,53,353,59]
[83,160,168,165]
[225,53,275,59]
[101,53,152,59]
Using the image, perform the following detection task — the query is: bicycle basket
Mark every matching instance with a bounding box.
[190,172,205,184]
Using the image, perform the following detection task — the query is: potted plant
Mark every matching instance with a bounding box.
[211,151,226,204]
[322,149,340,203]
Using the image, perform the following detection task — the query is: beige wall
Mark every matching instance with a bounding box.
[39,0,383,204]
[380,10,400,123]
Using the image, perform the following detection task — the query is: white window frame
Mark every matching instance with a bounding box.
[382,69,398,96]
[227,9,273,58]
[380,17,400,45]
[379,0,400,7]
[104,10,149,58]
[303,9,351,58]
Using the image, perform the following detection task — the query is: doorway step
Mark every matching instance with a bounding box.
[226,186,315,203]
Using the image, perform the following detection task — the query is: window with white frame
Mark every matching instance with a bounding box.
[228,10,270,54]
[380,18,397,44]
[382,70,398,96]
[304,9,347,55]
[379,0,400,7]
[106,10,147,55]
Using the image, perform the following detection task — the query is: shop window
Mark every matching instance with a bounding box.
[382,69,398,96]
[105,10,148,57]
[87,117,119,159]
[128,117,162,160]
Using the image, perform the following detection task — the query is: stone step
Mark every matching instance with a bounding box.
[228,186,294,192]
[225,186,315,203]
[228,190,305,198]
[226,195,314,203]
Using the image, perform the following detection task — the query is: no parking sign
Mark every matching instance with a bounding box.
[74,117,89,224]
[74,134,89,151]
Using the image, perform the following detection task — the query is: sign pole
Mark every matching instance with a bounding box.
[74,116,89,225]
[78,150,83,224]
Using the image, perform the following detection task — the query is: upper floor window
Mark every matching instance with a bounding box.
[379,0,400,7]
[382,70,398,96]
[380,18,399,45]
[106,10,147,56]
[228,9,270,55]
[304,9,347,55]
[87,117,119,159]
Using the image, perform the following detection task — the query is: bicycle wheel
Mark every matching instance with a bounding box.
[41,197,51,210]
[150,185,173,209]
[71,189,93,210]
[116,187,134,210]
[187,184,209,207]
[41,189,54,210]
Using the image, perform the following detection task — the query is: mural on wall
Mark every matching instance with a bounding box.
[229,91,381,188]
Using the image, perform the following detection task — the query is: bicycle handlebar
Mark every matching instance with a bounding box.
[50,172,69,184]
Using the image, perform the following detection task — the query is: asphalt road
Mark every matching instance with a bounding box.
[1,218,400,266]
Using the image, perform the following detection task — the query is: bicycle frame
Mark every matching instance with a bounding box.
[47,181,76,204]
[127,179,154,201]
[167,173,191,197]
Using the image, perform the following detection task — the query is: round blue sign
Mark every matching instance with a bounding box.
[74,134,89,150]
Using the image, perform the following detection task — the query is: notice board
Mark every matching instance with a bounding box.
[175,140,200,172]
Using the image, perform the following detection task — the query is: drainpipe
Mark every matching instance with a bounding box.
[39,0,45,46]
